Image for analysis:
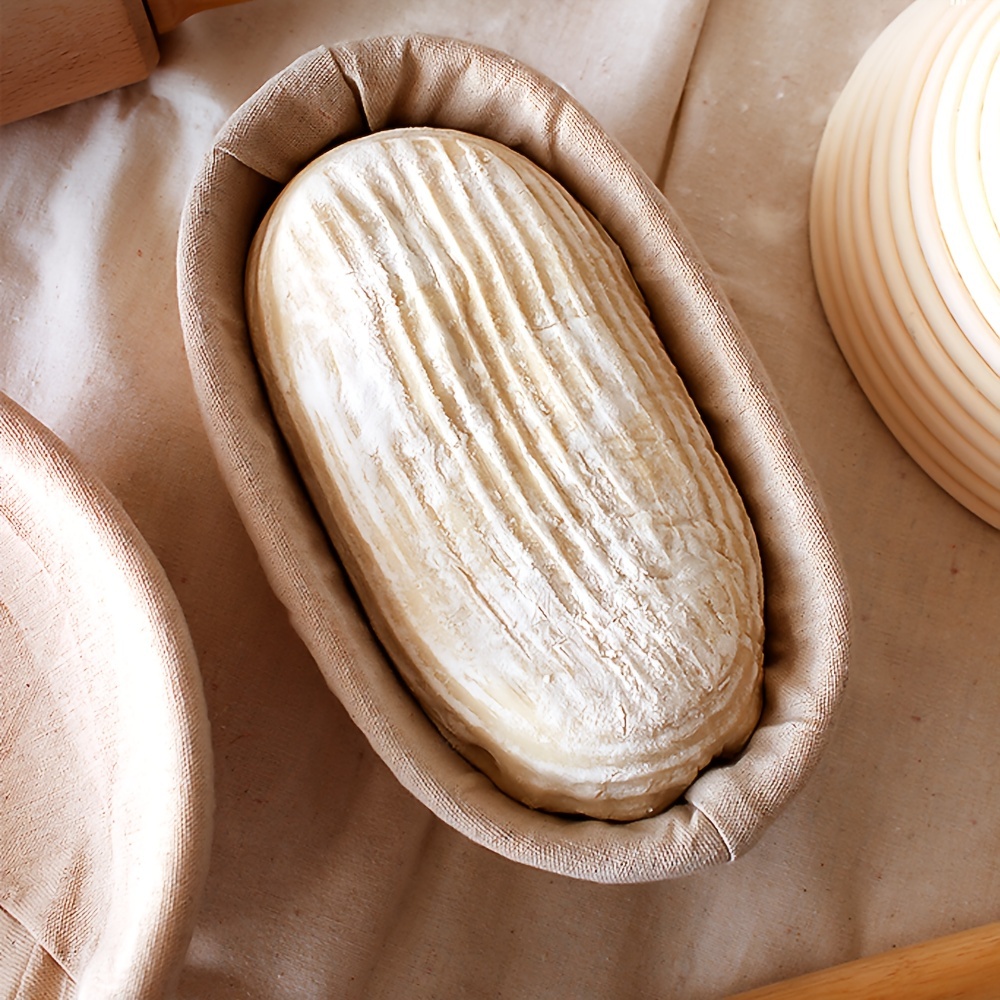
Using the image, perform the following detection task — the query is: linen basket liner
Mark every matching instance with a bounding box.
[177,33,850,883]
[0,392,214,998]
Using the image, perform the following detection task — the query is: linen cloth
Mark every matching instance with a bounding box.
[1,0,998,997]
[1,394,213,998]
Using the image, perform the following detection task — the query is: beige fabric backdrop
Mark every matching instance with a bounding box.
[1,0,997,997]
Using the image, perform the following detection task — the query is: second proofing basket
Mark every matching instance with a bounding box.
[177,34,850,883]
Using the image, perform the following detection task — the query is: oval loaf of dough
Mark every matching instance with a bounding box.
[246,127,764,821]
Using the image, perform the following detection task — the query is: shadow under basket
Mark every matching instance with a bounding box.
[177,33,850,884]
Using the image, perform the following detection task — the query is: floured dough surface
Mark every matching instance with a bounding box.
[246,127,764,820]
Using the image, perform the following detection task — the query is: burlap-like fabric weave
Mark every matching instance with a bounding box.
[0,393,214,997]
[177,34,850,882]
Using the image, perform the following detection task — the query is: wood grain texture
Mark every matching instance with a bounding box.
[0,0,157,125]
[726,922,1000,1000]
[246,127,765,822]
[146,0,246,33]
[0,0,247,124]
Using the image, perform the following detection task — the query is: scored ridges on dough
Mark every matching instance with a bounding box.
[246,127,764,820]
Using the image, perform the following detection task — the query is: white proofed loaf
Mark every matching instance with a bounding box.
[245,127,764,820]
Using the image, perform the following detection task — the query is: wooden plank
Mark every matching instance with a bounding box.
[726,922,1000,1000]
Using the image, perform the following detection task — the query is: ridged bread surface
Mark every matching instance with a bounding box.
[246,127,764,821]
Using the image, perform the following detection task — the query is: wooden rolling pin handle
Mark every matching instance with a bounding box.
[0,0,247,126]
[725,921,1000,1000]
[145,0,247,34]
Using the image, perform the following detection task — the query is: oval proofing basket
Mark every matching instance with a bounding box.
[177,34,850,883]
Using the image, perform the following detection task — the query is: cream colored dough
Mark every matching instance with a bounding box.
[245,127,764,821]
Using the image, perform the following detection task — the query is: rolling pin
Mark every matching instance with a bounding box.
[725,921,1000,1000]
[0,0,246,126]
